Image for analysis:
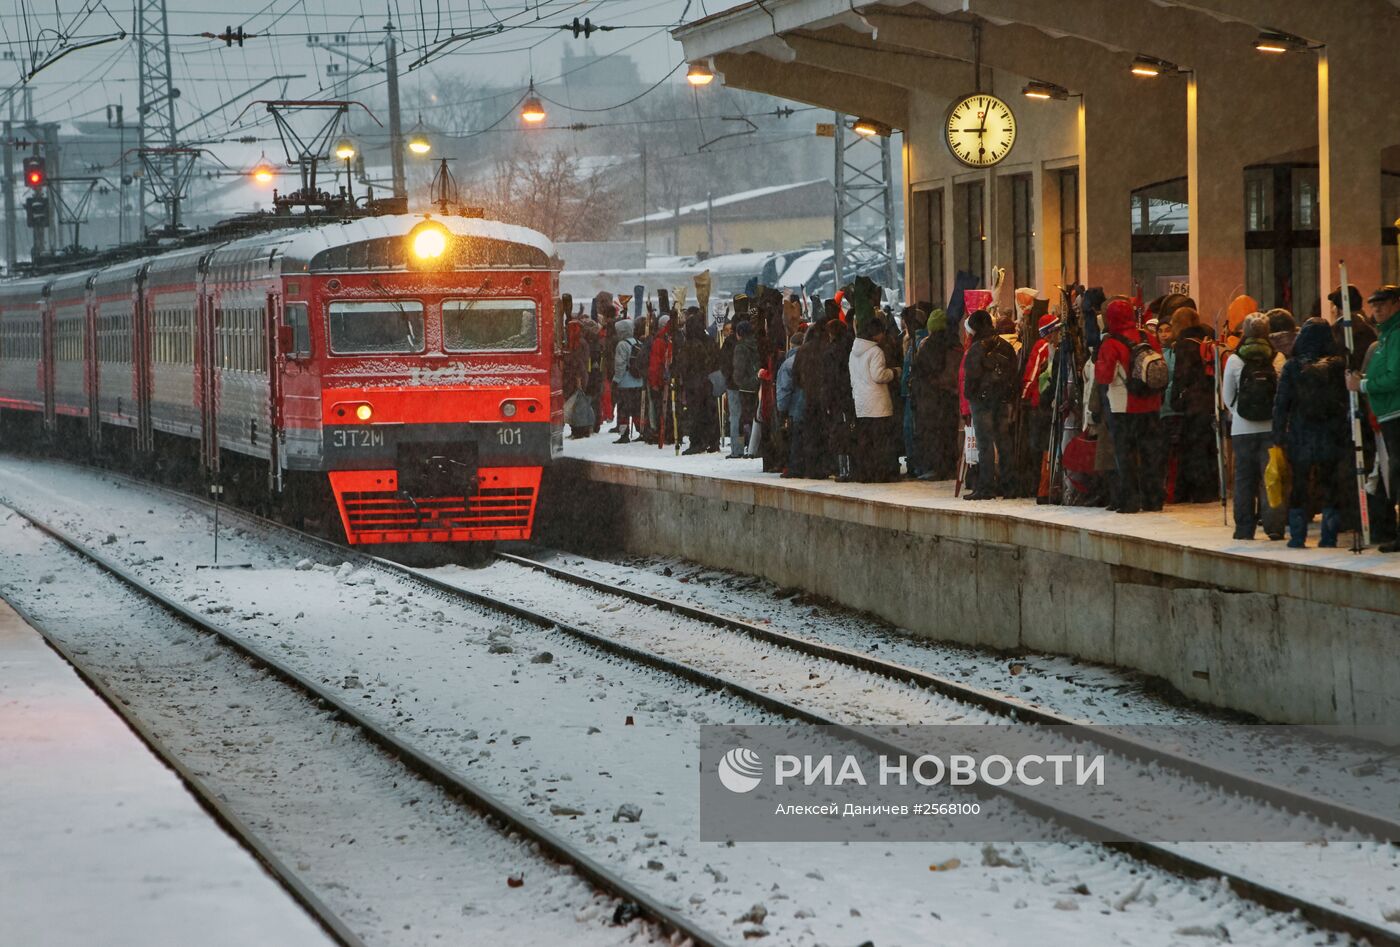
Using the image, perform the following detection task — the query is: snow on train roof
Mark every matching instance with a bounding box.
[0,214,555,292]
[272,214,556,268]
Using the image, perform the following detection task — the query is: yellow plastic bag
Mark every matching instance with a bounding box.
[1265,445,1292,509]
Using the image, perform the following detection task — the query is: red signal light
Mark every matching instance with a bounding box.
[22,157,44,189]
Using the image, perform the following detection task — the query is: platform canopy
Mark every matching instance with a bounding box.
[676,0,1400,316]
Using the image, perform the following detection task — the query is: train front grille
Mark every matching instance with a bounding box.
[327,466,543,544]
[341,486,534,531]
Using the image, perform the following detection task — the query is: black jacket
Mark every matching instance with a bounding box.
[1171,325,1215,415]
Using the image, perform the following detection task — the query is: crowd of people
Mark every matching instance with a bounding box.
[559,277,1400,553]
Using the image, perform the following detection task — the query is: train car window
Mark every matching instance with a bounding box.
[442,299,538,353]
[327,300,425,354]
[284,302,311,358]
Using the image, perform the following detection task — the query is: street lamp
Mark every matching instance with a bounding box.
[521,81,546,124]
[407,116,431,155]
[251,155,276,185]
[686,62,715,86]
[852,117,892,137]
[334,139,356,203]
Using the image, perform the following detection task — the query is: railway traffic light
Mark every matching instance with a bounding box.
[22,156,45,189]
[24,195,48,226]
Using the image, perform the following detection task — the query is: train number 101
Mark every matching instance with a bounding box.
[497,427,523,446]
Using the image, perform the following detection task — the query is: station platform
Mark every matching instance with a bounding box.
[545,437,1400,729]
[0,598,333,947]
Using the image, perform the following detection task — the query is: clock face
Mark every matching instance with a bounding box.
[945,93,1017,167]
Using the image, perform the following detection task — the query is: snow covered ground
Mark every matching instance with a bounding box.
[0,597,333,947]
[1,520,667,947]
[560,435,1400,581]
[506,546,1400,810]
[0,454,1387,946]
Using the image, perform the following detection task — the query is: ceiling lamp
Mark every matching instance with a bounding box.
[686,61,715,86]
[1130,55,1178,77]
[521,81,547,124]
[1254,30,1308,53]
[852,117,892,137]
[1022,80,1068,101]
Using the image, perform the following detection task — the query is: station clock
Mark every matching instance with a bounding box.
[945,93,1017,168]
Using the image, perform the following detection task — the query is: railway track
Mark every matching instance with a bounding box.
[1,500,730,947]
[4,460,1397,945]
[3,590,368,947]
[496,549,1400,842]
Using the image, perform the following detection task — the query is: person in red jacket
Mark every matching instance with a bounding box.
[644,315,673,444]
[1094,297,1166,513]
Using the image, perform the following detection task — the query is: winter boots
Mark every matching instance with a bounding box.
[1319,507,1340,548]
[1287,507,1338,548]
[1287,508,1307,548]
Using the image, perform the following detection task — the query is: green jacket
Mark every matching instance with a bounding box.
[1365,316,1400,422]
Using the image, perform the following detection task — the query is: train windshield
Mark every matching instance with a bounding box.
[442,298,538,352]
[328,300,425,354]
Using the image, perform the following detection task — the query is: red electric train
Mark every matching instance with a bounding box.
[0,213,564,546]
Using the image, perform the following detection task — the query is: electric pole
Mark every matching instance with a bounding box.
[136,0,184,233]
[3,118,14,272]
[385,21,405,200]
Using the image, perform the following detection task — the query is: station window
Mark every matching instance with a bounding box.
[910,188,945,308]
[443,299,538,353]
[1058,170,1079,286]
[1011,174,1035,291]
[954,181,986,288]
[328,299,425,355]
[1130,178,1189,298]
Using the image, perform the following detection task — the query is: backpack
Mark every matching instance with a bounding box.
[1295,356,1343,423]
[1233,350,1277,421]
[625,339,644,379]
[1113,331,1169,397]
[977,337,1016,400]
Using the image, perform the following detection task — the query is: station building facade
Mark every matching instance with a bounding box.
[676,0,1400,320]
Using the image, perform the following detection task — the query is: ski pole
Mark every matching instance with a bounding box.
[1339,261,1371,551]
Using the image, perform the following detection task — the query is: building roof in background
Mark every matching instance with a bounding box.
[620,178,832,226]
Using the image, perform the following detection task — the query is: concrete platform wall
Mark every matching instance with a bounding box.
[542,461,1399,728]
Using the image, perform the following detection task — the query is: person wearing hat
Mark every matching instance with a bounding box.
[1021,312,1061,488]
[1329,284,1377,373]
[1346,285,1400,551]
[909,308,960,481]
[1094,297,1166,513]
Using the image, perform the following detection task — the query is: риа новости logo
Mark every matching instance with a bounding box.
[717,747,764,793]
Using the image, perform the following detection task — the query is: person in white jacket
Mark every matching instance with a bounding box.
[1221,312,1284,540]
[848,316,899,481]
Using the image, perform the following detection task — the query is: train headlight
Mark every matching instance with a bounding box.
[501,401,518,418]
[355,403,373,421]
[408,221,450,264]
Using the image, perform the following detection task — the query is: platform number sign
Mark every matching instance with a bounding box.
[945,93,1017,168]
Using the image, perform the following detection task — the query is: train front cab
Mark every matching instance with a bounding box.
[278,220,563,546]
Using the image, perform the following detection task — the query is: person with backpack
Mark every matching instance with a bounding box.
[1221,313,1284,540]
[962,309,1019,498]
[1094,297,1168,513]
[612,317,645,444]
[1169,307,1220,503]
[1273,320,1350,547]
